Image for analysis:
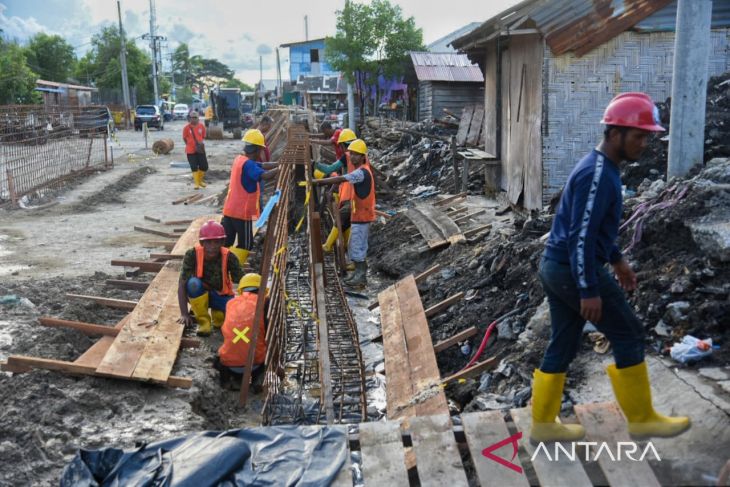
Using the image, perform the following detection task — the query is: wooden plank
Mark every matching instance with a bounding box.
[405,207,446,248]
[444,206,468,217]
[464,223,492,238]
[164,219,193,225]
[149,253,184,260]
[144,215,161,223]
[425,292,465,318]
[461,411,530,487]
[359,421,410,486]
[133,226,178,238]
[395,276,448,418]
[380,285,415,419]
[105,279,150,291]
[110,260,165,272]
[145,240,175,250]
[66,294,138,310]
[2,355,192,388]
[433,192,467,207]
[172,193,198,205]
[574,403,661,487]
[314,262,335,424]
[467,148,496,159]
[441,356,498,384]
[96,262,183,382]
[456,106,474,146]
[414,204,465,245]
[510,407,592,487]
[367,264,442,311]
[433,326,479,353]
[409,414,468,487]
[183,193,205,205]
[74,315,129,368]
[454,209,487,224]
[466,108,485,147]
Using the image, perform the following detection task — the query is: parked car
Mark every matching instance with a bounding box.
[75,106,113,135]
[134,105,164,131]
[173,103,189,120]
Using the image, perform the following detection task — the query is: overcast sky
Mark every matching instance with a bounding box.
[1,0,522,85]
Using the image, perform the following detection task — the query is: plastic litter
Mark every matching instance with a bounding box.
[0,295,19,306]
[670,335,714,364]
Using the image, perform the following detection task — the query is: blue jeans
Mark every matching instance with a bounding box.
[186,277,233,311]
[538,257,644,373]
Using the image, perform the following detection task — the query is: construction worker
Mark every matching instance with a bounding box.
[214,273,268,391]
[312,139,375,287]
[258,115,273,162]
[529,93,690,443]
[309,121,344,160]
[222,129,280,266]
[182,111,208,190]
[178,220,244,337]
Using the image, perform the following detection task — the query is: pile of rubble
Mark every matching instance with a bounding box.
[623,72,730,189]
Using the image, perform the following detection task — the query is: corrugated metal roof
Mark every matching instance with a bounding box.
[409,52,484,82]
[428,22,482,52]
[635,0,730,31]
[451,0,706,58]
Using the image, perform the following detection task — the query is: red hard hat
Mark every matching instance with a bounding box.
[600,92,665,132]
[199,220,226,241]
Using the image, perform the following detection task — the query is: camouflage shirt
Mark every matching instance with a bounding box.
[180,248,244,291]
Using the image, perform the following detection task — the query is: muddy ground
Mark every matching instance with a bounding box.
[0,122,263,486]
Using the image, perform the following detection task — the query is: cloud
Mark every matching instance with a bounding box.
[256,43,273,56]
[123,10,145,38]
[0,3,47,40]
[169,23,195,44]
[241,33,253,42]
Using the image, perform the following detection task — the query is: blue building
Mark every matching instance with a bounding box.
[280,38,339,82]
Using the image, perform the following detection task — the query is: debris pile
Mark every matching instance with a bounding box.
[623,72,730,189]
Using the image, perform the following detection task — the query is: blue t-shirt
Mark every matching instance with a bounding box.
[544,149,623,299]
[241,159,265,193]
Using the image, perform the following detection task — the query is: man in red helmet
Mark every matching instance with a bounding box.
[177,220,244,336]
[529,93,690,444]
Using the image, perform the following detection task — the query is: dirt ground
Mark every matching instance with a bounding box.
[0,122,264,486]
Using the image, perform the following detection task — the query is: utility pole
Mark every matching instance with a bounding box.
[347,81,355,131]
[117,0,132,129]
[259,55,264,110]
[304,15,309,41]
[142,0,165,105]
[668,0,713,178]
[276,48,282,104]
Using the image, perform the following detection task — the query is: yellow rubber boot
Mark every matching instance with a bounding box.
[607,362,690,438]
[229,247,249,266]
[529,370,586,444]
[198,170,207,187]
[211,309,225,328]
[189,293,211,336]
[344,227,351,248]
[322,227,339,253]
[192,171,201,190]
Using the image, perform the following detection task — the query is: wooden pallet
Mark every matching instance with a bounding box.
[406,203,465,249]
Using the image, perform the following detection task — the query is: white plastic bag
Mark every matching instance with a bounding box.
[670,335,713,364]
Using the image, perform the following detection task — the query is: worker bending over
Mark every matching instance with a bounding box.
[214,273,267,391]
[529,93,690,444]
[312,139,375,287]
[315,128,357,253]
[178,220,244,336]
[309,121,344,160]
[182,111,208,189]
[222,129,279,266]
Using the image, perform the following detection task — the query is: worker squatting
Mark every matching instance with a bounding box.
[176,121,375,390]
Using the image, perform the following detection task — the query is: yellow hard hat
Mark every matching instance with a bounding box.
[242,129,265,147]
[337,128,357,144]
[238,273,261,292]
[314,169,326,179]
[348,139,367,155]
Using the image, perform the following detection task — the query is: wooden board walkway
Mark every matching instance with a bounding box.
[379,274,448,421]
[329,404,663,486]
[405,203,465,249]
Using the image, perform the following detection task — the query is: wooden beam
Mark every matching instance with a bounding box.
[441,356,498,384]
[433,192,467,207]
[144,215,161,223]
[433,326,479,353]
[424,292,465,318]
[2,355,192,388]
[110,260,165,272]
[367,264,442,311]
[144,241,175,250]
[163,219,193,225]
[464,223,492,237]
[36,317,199,348]
[315,262,335,424]
[454,208,487,224]
[66,294,138,310]
[149,253,184,261]
[172,193,198,205]
[133,226,178,238]
[444,206,468,217]
[105,279,150,291]
[183,193,205,205]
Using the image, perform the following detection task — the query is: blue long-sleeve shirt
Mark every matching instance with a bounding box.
[544,149,623,299]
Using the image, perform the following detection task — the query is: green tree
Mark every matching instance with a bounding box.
[0,38,40,104]
[24,33,76,82]
[325,0,423,121]
[224,78,254,91]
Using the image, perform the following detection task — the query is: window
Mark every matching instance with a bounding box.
[310,49,319,63]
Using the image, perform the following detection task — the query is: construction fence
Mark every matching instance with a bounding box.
[0,104,112,206]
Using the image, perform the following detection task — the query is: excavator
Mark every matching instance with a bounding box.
[205,87,245,140]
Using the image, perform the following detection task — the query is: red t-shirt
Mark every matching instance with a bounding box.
[331,128,344,159]
[183,123,206,154]
[262,144,271,162]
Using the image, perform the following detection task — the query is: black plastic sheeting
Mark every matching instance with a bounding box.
[61,425,349,486]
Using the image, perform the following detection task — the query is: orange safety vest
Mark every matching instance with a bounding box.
[218,291,266,367]
[351,164,376,223]
[338,153,373,205]
[223,155,261,220]
[195,245,234,296]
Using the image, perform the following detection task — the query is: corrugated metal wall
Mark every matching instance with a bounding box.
[542,29,730,204]
[418,81,483,121]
